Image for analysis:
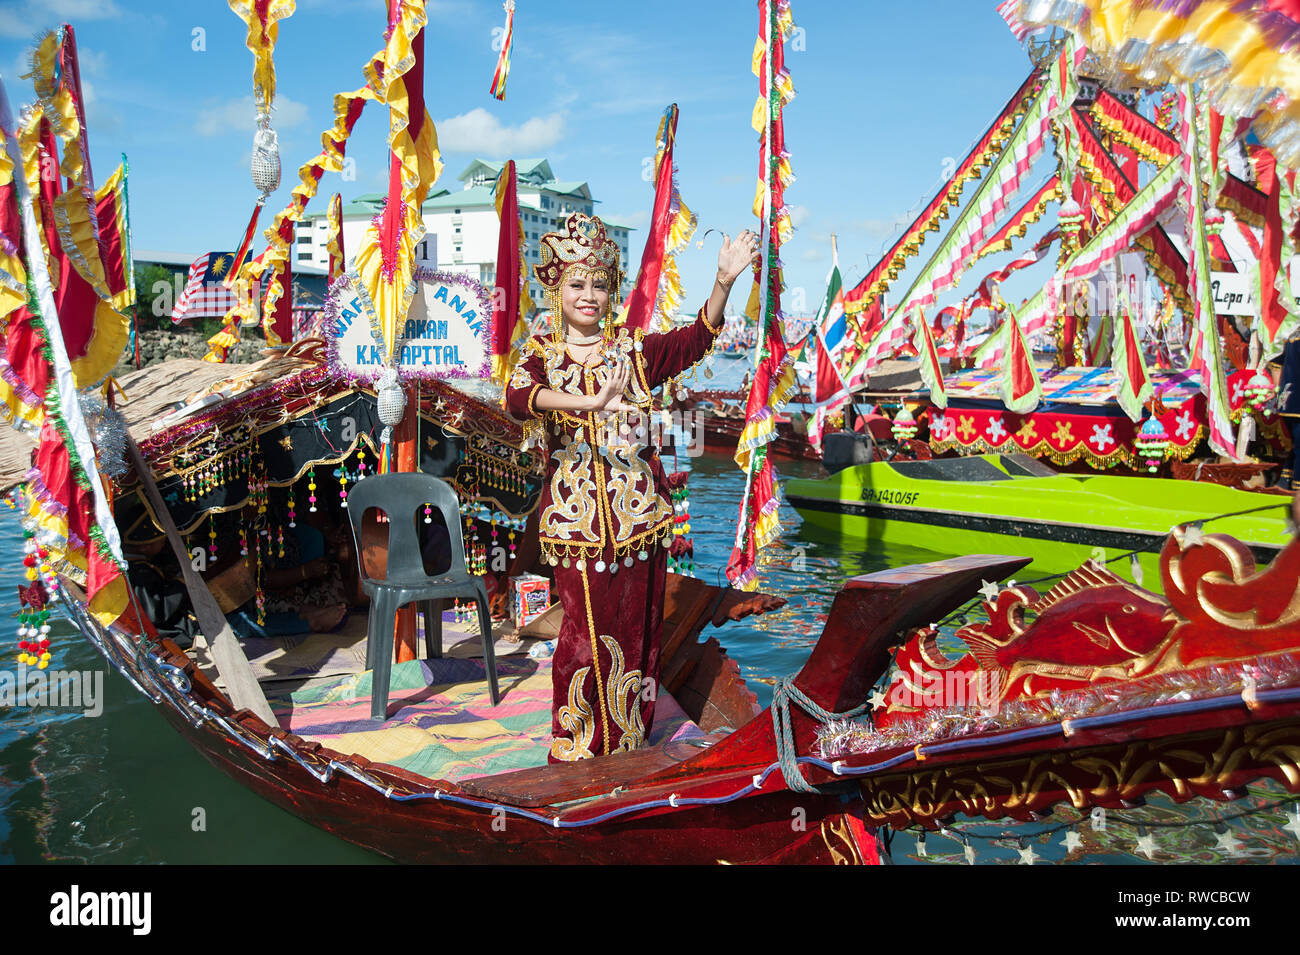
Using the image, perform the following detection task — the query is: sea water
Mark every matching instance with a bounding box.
[0,357,1293,865]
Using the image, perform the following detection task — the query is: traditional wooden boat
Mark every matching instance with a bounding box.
[48,348,1300,862]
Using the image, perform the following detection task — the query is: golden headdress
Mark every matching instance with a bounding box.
[534,212,621,290]
[534,213,622,340]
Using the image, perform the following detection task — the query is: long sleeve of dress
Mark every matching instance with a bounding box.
[638,307,723,390]
[503,342,548,420]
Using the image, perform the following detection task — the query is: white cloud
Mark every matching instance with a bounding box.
[435,108,565,156]
[606,210,649,229]
[0,0,124,38]
[195,95,309,137]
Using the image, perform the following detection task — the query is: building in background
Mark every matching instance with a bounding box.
[294,158,634,298]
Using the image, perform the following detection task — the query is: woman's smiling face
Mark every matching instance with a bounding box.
[560,270,610,332]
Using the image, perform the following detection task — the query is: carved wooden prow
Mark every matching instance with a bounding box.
[793,554,1031,714]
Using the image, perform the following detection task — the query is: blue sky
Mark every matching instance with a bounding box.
[0,0,1040,318]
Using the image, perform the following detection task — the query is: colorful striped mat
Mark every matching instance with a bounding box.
[269,656,702,783]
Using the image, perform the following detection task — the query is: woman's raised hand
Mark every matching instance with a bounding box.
[718,229,762,286]
[590,359,632,413]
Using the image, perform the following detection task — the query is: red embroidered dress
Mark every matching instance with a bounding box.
[505,313,720,760]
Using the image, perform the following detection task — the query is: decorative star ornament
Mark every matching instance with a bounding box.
[1285,809,1300,843]
[1017,843,1039,865]
[978,579,1000,601]
[868,688,888,711]
[1214,826,1241,854]
[1135,831,1157,860]
[1062,829,1083,852]
[1176,523,1206,548]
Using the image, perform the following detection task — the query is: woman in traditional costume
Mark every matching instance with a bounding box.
[505,213,757,761]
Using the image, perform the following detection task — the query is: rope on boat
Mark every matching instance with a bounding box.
[771,676,869,793]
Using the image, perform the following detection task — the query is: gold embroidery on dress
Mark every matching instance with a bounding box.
[604,444,665,545]
[508,361,535,390]
[542,441,600,543]
[550,665,596,761]
[600,634,646,752]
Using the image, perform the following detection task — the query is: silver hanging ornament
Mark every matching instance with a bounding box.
[377,366,406,446]
[251,95,281,198]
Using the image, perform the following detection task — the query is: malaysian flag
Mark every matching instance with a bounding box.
[171,251,248,323]
[996,0,1030,42]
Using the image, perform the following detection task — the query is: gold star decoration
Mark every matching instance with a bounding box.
[1015,418,1038,444]
[210,255,229,277]
[957,416,977,441]
[1051,420,1074,445]
[279,435,293,451]
[425,436,437,450]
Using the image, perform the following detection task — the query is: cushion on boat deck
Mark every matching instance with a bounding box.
[267,656,703,783]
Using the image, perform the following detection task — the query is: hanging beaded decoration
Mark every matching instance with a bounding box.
[17,524,52,667]
[308,466,318,512]
[424,503,432,524]
[338,462,350,509]
[208,513,218,563]
[287,490,296,528]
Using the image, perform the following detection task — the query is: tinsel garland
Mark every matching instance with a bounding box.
[815,654,1300,760]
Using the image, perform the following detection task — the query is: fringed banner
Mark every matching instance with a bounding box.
[25,29,129,388]
[326,192,345,282]
[352,0,442,363]
[92,159,134,312]
[622,104,697,333]
[998,304,1042,415]
[1111,279,1152,424]
[208,79,375,359]
[913,308,947,410]
[1179,83,1237,460]
[227,0,296,112]
[489,0,515,101]
[968,175,1059,265]
[727,0,798,592]
[842,69,1044,317]
[490,159,529,388]
[844,41,1085,383]
[1016,0,1300,168]
[0,77,128,629]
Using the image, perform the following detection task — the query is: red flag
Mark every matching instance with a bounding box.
[813,331,843,404]
[491,159,524,384]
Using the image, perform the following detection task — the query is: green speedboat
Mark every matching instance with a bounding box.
[785,453,1293,583]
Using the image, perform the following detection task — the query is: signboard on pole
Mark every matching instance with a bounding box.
[329,269,492,381]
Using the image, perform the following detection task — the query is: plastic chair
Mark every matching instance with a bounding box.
[345,472,500,721]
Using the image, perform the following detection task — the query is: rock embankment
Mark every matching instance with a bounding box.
[113,327,264,372]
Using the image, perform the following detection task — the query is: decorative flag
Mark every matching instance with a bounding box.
[93,158,135,312]
[172,252,248,323]
[1,76,129,630]
[843,40,1085,384]
[1179,83,1237,460]
[489,1,515,101]
[227,0,296,113]
[727,0,799,591]
[996,0,1030,42]
[913,308,947,409]
[353,0,442,367]
[622,104,697,332]
[25,28,130,388]
[326,192,345,282]
[999,304,1041,415]
[490,159,529,387]
[815,234,848,359]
